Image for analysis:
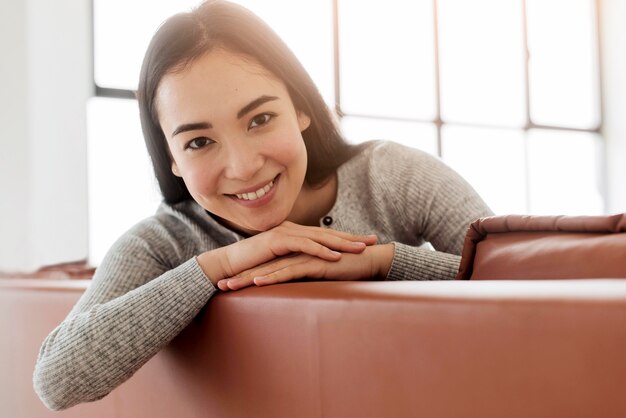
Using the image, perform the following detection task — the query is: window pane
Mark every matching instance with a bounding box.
[526,0,600,129]
[438,0,526,127]
[94,0,334,103]
[235,0,334,104]
[341,116,438,155]
[338,0,436,120]
[441,125,527,215]
[87,97,162,265]
[93,0,198,90]
[527,129,604,215]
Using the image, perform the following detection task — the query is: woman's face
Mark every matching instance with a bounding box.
[156,49,311,234]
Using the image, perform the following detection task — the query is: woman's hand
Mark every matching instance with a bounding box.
[197,221,378,285]
[217,243,395,291]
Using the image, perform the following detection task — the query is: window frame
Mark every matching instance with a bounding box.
[91,0,605,214]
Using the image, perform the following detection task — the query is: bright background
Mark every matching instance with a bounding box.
[2,0,626,271]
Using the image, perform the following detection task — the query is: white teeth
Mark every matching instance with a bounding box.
[235,180,274,201]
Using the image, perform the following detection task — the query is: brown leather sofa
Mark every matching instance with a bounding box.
[457,213,626,280]
[3,276,626,418]
[2,214,626,417]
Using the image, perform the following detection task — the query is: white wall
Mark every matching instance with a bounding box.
[0,0,91,271]
[0,0,30,270]
[601,0,626,214]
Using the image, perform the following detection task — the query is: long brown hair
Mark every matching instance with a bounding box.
[137,0,360,203]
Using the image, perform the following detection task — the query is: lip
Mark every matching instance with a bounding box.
[227,174,280,208]
[230,174,279,195]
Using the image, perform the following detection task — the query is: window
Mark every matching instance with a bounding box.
[89,0,603,264]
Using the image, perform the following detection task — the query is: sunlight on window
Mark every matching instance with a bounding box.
[526,0,600,129]
[94,0,334,103]
[93,0,198,90]
[87,97,162,265]
[437,0,526,127]
[88,0,604,264]
[234,0,334,104]
[441,125,527,215]
[527,129,603,215]
[341,116,438,155]
[338,0,436,120]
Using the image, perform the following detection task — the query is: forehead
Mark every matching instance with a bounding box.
[157,49,288,109]
[155,49,293,133]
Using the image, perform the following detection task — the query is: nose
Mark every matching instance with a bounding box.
[222,138,265,181]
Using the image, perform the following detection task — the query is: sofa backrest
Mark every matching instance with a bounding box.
[457,213,626,280]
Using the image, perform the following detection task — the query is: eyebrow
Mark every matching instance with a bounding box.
[172,122,212,137]
[171,95,279,137]
[236,95,279,119]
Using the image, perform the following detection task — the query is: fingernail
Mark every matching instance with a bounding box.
[330,250,341,256]
[351,241,366,246]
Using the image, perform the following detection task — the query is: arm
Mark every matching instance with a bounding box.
[382,144,493,281]
[33,223,216,411]
[217,142,493,288]
[34,217,375,410]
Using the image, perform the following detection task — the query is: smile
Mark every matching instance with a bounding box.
[234,177,277,201]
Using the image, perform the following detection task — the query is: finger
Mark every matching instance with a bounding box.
[228,253,301,280]
[302,231,377,251]
[253,261,323,287]
[285,221,376,240]
[225,275,257,291]
[217,280,231,291]
[279,222,377,247]
[292,225,378,247]
[227,254,313,288]
[272,235,368,261]
[281,237,347,261]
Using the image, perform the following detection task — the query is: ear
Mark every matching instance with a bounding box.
[171,161,182,177]
[297,111,311,132]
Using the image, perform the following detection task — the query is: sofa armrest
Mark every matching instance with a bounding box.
[457,214,626,280]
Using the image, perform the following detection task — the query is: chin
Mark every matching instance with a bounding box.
[253,221,283,232]
[247,216,286,233]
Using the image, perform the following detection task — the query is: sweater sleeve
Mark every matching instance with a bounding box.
[33,219,217,411]
[376,142,493,280]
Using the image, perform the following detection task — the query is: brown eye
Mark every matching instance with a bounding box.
[249,113,274,129]
[186,137,214,150]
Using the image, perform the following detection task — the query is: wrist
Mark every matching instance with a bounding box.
[371,243,395,278]
[196,248,229,286]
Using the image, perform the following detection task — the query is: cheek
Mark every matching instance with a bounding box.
[271,129,308,166]
[183,161,218,193]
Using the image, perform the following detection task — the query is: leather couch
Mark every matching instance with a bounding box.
[2,214,626,417]
[2,277,626,417]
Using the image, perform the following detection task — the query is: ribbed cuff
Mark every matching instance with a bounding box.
[185,256,217,297]
[386,242,461,281]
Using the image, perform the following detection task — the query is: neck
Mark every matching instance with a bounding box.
[288,173,338,227]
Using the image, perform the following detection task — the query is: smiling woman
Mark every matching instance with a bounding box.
[158,50,313,234]
[33,0,492,411]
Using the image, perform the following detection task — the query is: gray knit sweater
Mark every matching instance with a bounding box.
[33,140,492,410]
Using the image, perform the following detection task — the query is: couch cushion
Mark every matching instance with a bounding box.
[456,213,626,280]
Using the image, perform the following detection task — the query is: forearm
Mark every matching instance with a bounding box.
[33,258,216,411]
[196,246,231,285]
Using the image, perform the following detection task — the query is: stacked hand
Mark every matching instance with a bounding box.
[195,221,393,291]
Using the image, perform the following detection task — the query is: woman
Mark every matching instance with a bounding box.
[34,0,492,411]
